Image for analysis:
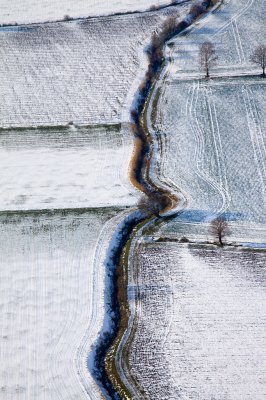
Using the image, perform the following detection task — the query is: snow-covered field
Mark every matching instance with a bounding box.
[157,77,266,223]
[124,1,266,397]
[1,0,265,399]
[0,5,191,128]
[0,125,138,211]
[0,0,186,25]
[151,0,266,234]
[0,208,127,399]
[157,218,266,248]
[128,242,266,399]
[169,0,266,75]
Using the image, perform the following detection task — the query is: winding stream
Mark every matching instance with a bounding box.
[92,1,221,398]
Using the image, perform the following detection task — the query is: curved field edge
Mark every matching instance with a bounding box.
[104,216,151,399]
[75,209,134,400]
[0,208,126,400]
[89,210,147,399]
[0,0,190,28]
[118,0,266,395]
[115,217,169,399]
[128,0,222,209]
[100,0,223,398]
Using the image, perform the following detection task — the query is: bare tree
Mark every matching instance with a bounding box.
[161,15,179,38]
[199,41,218,78]
[250,44,266,77]
[138,192,170,217]
[210,216,229,246]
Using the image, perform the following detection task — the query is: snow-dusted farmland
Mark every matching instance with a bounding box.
[169,0,266,76]
[0,208,126,400]
[125,1,266,397]
[0,4,191,128]
[128,242,266,399]
[0,0,186,25]
[0,125,138,211]
[157,218,266,248]
[157,77,266,223]
[150,0,266,236]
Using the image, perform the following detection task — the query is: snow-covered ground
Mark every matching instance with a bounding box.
[0,4,191,128]
[0,208,126,399]
[1,1,265,399]
[0,125,138,211]
[124,1,266,397]
[0,0,187,25]
[128,242,266,399]
[0,5,195,399]
[158,218,266,247]
[169,0,266,75]
[151,0,266,233]
[157,77,266,223]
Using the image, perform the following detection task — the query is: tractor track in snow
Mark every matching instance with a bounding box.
[189,81,228,213]
[242,85,266,194]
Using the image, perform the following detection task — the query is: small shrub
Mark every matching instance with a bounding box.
[138,191,171,217]
[189,3,205,17]
[149,5,159,11]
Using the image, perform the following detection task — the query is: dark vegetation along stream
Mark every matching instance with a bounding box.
[91,1,220,398]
